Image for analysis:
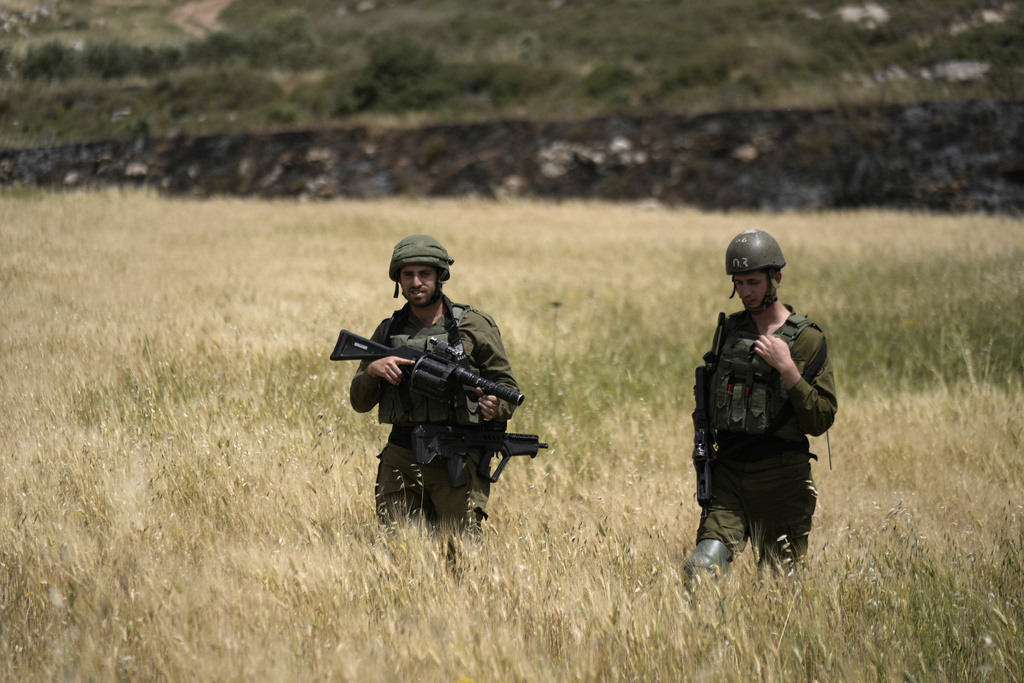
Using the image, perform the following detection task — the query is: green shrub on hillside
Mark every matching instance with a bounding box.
[658,61,729,92]
[82,40,137,80]
[136,44,186,78]
[347,34,458,113]
[462,62,558,107]
[582,63,636,101]
[186,31,249,68]
[175,68,285,113]
[248,10,319,70]
[20,40,79,81]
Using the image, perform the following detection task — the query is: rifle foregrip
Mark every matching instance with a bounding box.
[453,367,525,406]
[694,365,708,412]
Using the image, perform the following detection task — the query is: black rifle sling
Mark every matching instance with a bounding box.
[383,296,465,414]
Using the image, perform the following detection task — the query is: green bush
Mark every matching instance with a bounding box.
[658,61,729,92]
[186,31,249,68]
[136,44,185,78]
[582,63,636,100]
[464,63,527,106]
[82,41,137,80]
[20,40,80,81]
[349,34,458,112]
[250,10,319,70]
[329,86,360,118]
[460,62,562,108]
[267,102,299,124]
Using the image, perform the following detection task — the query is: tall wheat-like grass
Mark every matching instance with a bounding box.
[1,189,1022,681]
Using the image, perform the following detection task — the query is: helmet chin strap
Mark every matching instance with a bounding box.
[746,286,777,314]
[429,284,443,304]
[732,269,779,313]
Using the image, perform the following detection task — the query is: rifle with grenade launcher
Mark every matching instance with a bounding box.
[330,329,547,486]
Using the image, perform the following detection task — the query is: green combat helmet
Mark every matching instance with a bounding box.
[726,229,785,312]
[389,234,455,298]
[725,229,786,275]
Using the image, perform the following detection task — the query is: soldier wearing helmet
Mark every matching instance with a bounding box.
[349,235,520,533]
[684,229,837,579]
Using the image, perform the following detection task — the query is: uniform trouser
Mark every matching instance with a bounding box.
[696,450,817,569]
[375,442,490,532]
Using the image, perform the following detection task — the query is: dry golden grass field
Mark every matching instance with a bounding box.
[1,190,1022,681]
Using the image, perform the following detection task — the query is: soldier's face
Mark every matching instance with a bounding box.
[399,264,439,307]
[733,271,772,310]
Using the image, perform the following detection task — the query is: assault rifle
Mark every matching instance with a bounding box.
[329,329,525,406]
[413,423,548,487]
[692,364,715,519]
[692,312,725,519]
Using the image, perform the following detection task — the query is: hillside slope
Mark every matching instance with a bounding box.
[4,100,1023,213]
[1,1,1021,147]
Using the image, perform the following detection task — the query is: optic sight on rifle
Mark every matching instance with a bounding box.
[329,329,525,406]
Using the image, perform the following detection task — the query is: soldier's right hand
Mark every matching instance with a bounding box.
[367,356,414,385]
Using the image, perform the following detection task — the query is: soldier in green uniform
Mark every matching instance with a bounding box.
[684,229,837,577]
[349,234,520,532]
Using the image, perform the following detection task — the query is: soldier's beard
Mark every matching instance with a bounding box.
[407,284,442,307]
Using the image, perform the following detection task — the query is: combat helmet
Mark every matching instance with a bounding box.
[725,229,786,275]
[726,229,785,312]
[389,234,454,298]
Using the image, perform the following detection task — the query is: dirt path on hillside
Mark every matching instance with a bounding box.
[168,0,238,37]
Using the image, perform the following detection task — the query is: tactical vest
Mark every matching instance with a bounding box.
[376,299,482,426]
[710,314,811,435]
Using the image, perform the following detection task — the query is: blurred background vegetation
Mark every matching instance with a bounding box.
[1,0,1022,147]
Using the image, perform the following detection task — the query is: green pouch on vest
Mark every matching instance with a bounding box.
[711,327,797,435]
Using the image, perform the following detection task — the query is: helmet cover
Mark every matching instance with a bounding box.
[389,234,454,282]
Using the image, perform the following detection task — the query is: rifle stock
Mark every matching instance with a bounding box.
[330,329,400,361]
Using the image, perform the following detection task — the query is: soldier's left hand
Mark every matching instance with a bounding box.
[753,335,801,388]
[476,388,499,420]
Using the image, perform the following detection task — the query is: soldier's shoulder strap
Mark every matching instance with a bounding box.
[775,314,811,346]
[779,314,827,378]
